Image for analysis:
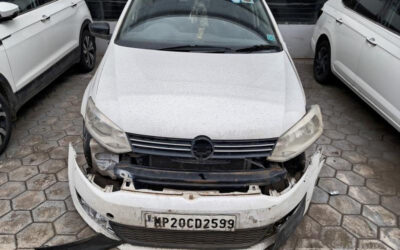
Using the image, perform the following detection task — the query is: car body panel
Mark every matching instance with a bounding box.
[357,6,400,129]
[39,0,89,76]
[312,0,400,131]
[0,0,92,92]
[87,45,306,140]
[0,45,15,92]
[0,3,49,91]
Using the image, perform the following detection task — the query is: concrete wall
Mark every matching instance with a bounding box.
[96,22,315,59]
[95,22,117,56]
[278,25,314,59]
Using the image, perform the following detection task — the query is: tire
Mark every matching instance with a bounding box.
[313,39,334,84]
[79,29,96,72]
[0,93,12,155]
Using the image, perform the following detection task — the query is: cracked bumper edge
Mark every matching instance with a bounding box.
[67,144,324,249]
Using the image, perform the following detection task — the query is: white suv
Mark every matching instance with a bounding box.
[312,0,400,131]
[68,0,324,249]
[0,0,96,153]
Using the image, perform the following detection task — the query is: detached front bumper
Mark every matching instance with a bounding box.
[68,145,324,249]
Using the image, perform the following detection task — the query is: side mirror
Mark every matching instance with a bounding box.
[89,22,112,40]
[0,2,19,22]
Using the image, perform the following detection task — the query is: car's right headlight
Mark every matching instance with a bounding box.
[85,97,131,153]
[269,105,323,162]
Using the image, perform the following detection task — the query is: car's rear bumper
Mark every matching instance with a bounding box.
[68,145,324,249]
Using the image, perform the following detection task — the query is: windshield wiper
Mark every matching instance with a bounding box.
[159,45,233,53]
[235,44,282,53]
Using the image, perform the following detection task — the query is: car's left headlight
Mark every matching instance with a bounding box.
[85,97,131,153]
[269,105,323,162]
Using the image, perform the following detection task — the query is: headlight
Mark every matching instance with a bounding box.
[85,97,131,153]
[269,105,323,162]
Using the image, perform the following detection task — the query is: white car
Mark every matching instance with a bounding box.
[0,0,96,154]
[68,0,324,249]
[312,0,400,131]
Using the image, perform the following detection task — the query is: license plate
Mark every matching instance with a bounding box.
[144,213,236,231]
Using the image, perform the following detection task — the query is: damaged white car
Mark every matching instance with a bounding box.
[68,0,324,249]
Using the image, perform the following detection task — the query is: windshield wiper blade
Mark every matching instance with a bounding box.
[235,44,282,53]
[159,45,233,53]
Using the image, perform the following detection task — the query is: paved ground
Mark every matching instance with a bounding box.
[0,59,399,250]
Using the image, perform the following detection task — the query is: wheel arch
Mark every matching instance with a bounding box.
[316,34,330,48]
[0,74,18,119]
[315,33,336,73]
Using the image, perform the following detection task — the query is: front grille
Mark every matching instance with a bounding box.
[127,133,277,159]
[110,222,274,249]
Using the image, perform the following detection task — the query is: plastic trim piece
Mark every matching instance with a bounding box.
[114,162,287,189]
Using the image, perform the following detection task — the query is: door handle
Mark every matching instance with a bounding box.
[71,2,77,7]
[41,15,50,22]
[366,37,377,46]
[336,18,343,24]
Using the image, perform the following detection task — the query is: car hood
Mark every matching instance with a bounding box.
[90,45,306,140]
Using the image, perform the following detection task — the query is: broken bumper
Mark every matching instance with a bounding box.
[68,145,324,249]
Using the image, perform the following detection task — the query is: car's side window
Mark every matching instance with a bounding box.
[0,0,56,15]
[36,0,54,6]
[1,0,39,14]
[342,0,358,10]
[382,0,400,35]
[355,0,387,22]
[342,0,388,23]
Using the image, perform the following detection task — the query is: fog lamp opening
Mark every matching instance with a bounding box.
[76,190,115,235]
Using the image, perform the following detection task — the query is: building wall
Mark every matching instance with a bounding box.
[279,24,316,58]
[268,0,327,58]
[90,0,327,58]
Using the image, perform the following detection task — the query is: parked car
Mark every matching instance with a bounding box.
[312,0,400,131]
[0,0,96,154]
[68,0,324,249]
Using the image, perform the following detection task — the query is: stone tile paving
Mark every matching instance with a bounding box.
[0,68,95,250]
[283,60,400,250]
[0,59,398,249]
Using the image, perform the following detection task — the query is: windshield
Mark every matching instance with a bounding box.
[115,0,281,52]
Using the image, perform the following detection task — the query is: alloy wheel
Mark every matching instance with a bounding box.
[83,35,95,69]
[314,46,329,78]
[0,102,9,147]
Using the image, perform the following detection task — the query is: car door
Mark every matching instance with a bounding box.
[1,0,51,91]
[357,0,400,127]
[329,0,367,87]
[38,0,82,68]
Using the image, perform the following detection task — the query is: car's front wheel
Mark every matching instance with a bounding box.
[314,39,334,84]
[0,93,12,155]
[79,29,96,72]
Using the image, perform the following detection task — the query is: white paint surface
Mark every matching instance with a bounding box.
[0,0,92,91]
[87,45,306,140]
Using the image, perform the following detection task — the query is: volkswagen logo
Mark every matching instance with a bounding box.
[191,136,214,160]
